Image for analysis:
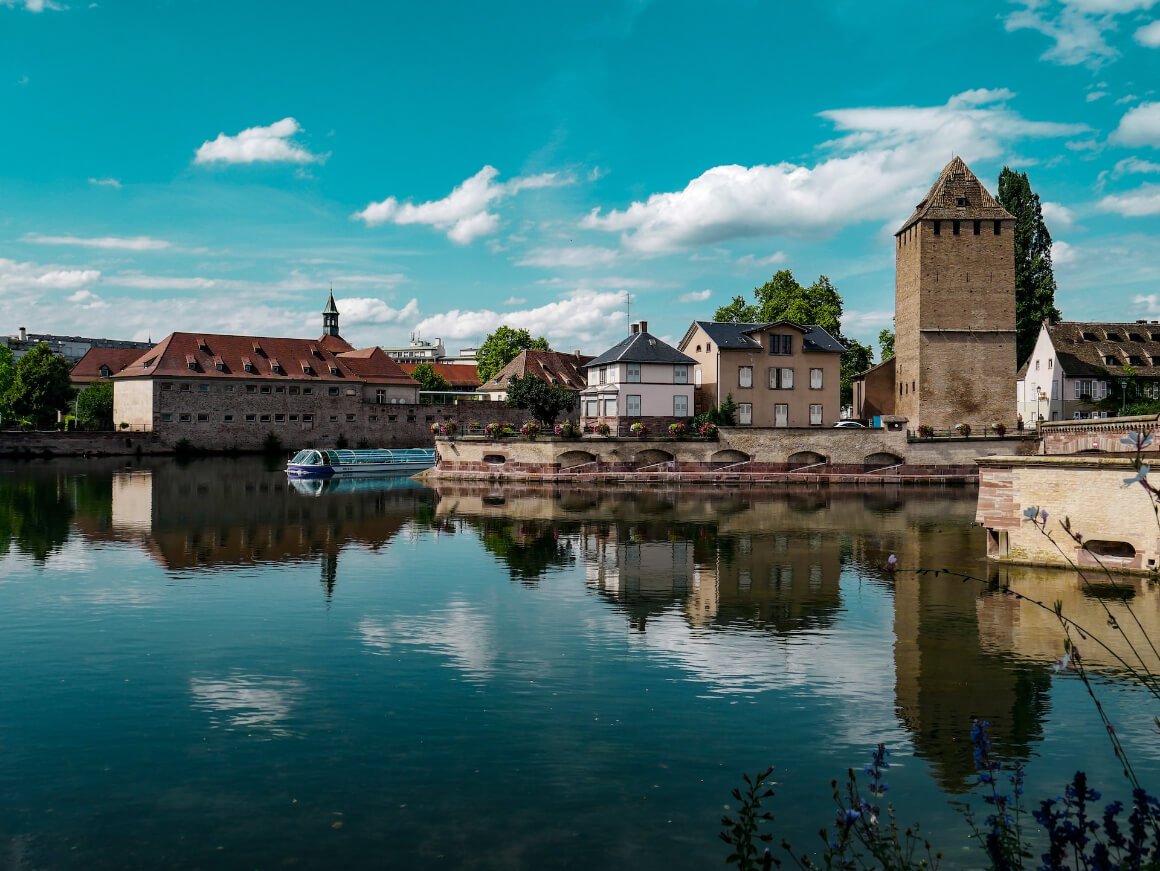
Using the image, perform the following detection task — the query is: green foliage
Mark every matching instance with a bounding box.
[75,382,114,430]
[998,167,1061,366]
[878,328,895,361]
[0,344,14,421]
[841,339,874,407]
[719,766,775,870]
[476,326,550,384]
[5,344,74,429]
[505,373,577,425]
[0,474,75,562]
[262,431,284,455]
[410,361,451,391]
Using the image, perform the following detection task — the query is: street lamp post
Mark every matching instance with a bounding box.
[1037,389,1046,429]
[1121,379,1129,417]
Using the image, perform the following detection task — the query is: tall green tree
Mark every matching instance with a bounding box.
[5,344,74,428]
[0,344,14,422]
[878,328,894,361]
[476,326,550,384]
[75,382,114,430]
[997,167,1061,366]
[840,340,874,407]
[505,373,578,425]
[409,362,451,391]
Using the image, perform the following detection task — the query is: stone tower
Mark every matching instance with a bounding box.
[323,290,340,337]
[894,157,1016,431]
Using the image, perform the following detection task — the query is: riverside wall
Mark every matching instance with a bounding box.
[429,428,1038,484]
[0,431,161,457]
[976,455,1159,573]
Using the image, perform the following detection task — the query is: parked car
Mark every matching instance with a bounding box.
[832,420,866,428]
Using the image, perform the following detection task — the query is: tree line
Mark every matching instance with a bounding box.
[0,344,112,431]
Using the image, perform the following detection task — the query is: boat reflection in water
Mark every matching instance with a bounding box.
[287,474,429,497]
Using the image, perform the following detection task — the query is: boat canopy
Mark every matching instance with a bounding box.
[290,448,435,467]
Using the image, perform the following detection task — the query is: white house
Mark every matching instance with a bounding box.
[580,321,696,434]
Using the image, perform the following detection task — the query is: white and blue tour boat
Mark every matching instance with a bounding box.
[286,448,436,479]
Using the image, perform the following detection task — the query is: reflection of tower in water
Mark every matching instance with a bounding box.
[320,551,338,602]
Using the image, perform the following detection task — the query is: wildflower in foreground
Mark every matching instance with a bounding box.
[1023,505,1040,521]
[1123,463,1150,487]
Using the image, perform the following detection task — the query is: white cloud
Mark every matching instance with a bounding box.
[737,251,788,269]
[516,245,621,268]
[354,165,570,244]
[0,258,100,292]
[1041,201,1077,230]
[842,310,896,335]
[87,177,121,188]
[678,289,712,303]
[194,117,322,166]
[334,296,419,325]
[1111,102,1160,146]
[1113,156,1160,175]
[1003,0,1158,67]
[23,232,170,251]
[1117,93,1141,104]
[65,289,107,308]
[1136,18,1160,45]
[2,0,63,11]
[583,89,1084,252]
[190,674,305,737]
[504,296,527,305]
[414,289,629,350]
[1098,183,1160,215]
[1052,240,1079,264]
[1087,90,1109,102]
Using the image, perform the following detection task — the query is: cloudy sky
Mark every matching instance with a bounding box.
[2,0,1158,355]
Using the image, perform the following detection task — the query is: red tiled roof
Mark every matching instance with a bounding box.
[71,346,152,384]
[398,362,481,390]
[480,349,593,391]
[115,332,417,385]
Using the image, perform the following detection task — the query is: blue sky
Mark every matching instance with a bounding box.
[2,0,1158,358]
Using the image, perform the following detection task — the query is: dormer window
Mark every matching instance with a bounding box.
[242,357,255,373]
[1105,355,1119,365]
[253,342,264,356]
[99,365,111,378]
[1106,332,1122,341]
[310,346,322,358]
[956,196,968,207]
[1129,355,1145,366]
[142,356,156,368]
[1082,332,1098,341]
[301,361,314,375]
[197,337,209,352]
[329,365,340,375]
[185,354,198,371]
[214,356,225,371]
[1130,332,1143,342]
[270,358,283,375]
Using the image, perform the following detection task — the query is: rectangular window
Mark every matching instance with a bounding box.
[160,412,172,422]
[627,395,642,417]
[694,366,702,387]
[584,400,597,417]
[260,414,270,422]
[933,220,941,236]
[224,385,235,393]
[809,404,822,426]
[973,220,981,235]
[274,413,285,422]
[303,387,313,395]
[260,385,272,394]
[245,414,256,422]
[774,404,789,427]
[179,383,190,392]
[738,403,753,425]
[346,414,356,422]
[275,386,285,394]
[198,384,209,393]
[603,398,617,416]
[769,334,793,355]
[302,414,313,422]
[328,387,340,396]
[223,414,234,422]
[809,368,823,389]
[952,220,960,235]
[673,364,688,384]
[769,367,794,389]
[246,385,256,394]
[329,415,339,422]
[627,363,641,383]
[674,394,688,417]
[289,414,298,421]
[197,413,209,422]
[161,383,172,391]
[179,413,191,422]
[376,389,386,404]
[739,366,753,388]
[598,367,606,385]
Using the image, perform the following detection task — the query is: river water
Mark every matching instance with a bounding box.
[1,456,1158,869]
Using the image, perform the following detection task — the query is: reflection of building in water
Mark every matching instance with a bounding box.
[580,524,694,630]
[977,564,1160,674]
[891,521,1051,792]
[79,460,434,598]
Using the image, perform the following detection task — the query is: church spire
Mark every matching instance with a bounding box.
[323,288,340,337]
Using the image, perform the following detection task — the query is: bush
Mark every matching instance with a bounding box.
[520,420,541,439]
[485,422,504,438]
[669,422,687,436]
[699,422,719,439]
[917,424,934,439]
[595,422,611,436]
[554,421,579,438]
[262,432,284,454]
[956,422,972,438]
[992,422,1007,437]
[630,421,648,437]
[468,420,482,431]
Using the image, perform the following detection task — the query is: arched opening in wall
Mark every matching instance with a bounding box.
[1076,448,1105,454]
[863,452,904,471]
[787,450,827,470]
[1080,540,1137,568]
[711,449,750,465]
[635,448,675,468]
[483,454,506,465]
[557,450,597,469]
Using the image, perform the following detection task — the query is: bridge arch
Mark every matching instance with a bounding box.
[863,451,903,471]
[557,450,598,469]
[711,449,751,464]
[636,448,675,468]
[788,450,827,469]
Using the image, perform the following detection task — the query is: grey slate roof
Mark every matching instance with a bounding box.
[584,331,696,368]
[1042,321,1160,380]
[688,320,846,354]
[896,156,1013,235]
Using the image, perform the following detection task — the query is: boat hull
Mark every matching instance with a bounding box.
[286,461,432,479]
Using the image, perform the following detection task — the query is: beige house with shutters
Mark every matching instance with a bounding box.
[677,320,844,427]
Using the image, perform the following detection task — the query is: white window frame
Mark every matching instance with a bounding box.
[774,403,789,427]
[627,363,641,383]
[739,366,753,388]
[809,368,823,389]
[603,398,617,416]
[809,404,823,426]
[694,366,702,387]
[584,400,597,417]
[673,364,689,384]
[769,367,794,389]
[673,394,688,417]
[738,403,753,425]
[626,394,642,417]
[598,367,606,385]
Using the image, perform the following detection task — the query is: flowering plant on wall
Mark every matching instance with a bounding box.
[484,422,504,438]
[520,420,541,439]
[595,422,611,436]
[992,422,1006,437]
[916,424,934,439]
[629,422,648,437]
[956,422,972,438]
[554,421,579,438]
[467,420,481,432]
[698,422,718,439]
[669,422,687,437]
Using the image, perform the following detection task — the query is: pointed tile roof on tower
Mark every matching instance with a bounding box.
[896,156,1014,234]
[323,290,339,314]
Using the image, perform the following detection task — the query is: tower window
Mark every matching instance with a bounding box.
[973,220,981,235]
[1105,332,1122,341]
[952,220,960,235]
[956,196,968,207]
[932,220,941,236]
[993,221,1002,235]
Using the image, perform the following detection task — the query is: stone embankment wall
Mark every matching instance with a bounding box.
[976,455,1158,573]
[1039,415,1160,456]
[430,428,1036,483]
[0,431,160,457]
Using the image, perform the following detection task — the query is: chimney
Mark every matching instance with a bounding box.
[630,323,640,335]
[19,327,26,341]
[639,320,648,334]
[573,349,581,358]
